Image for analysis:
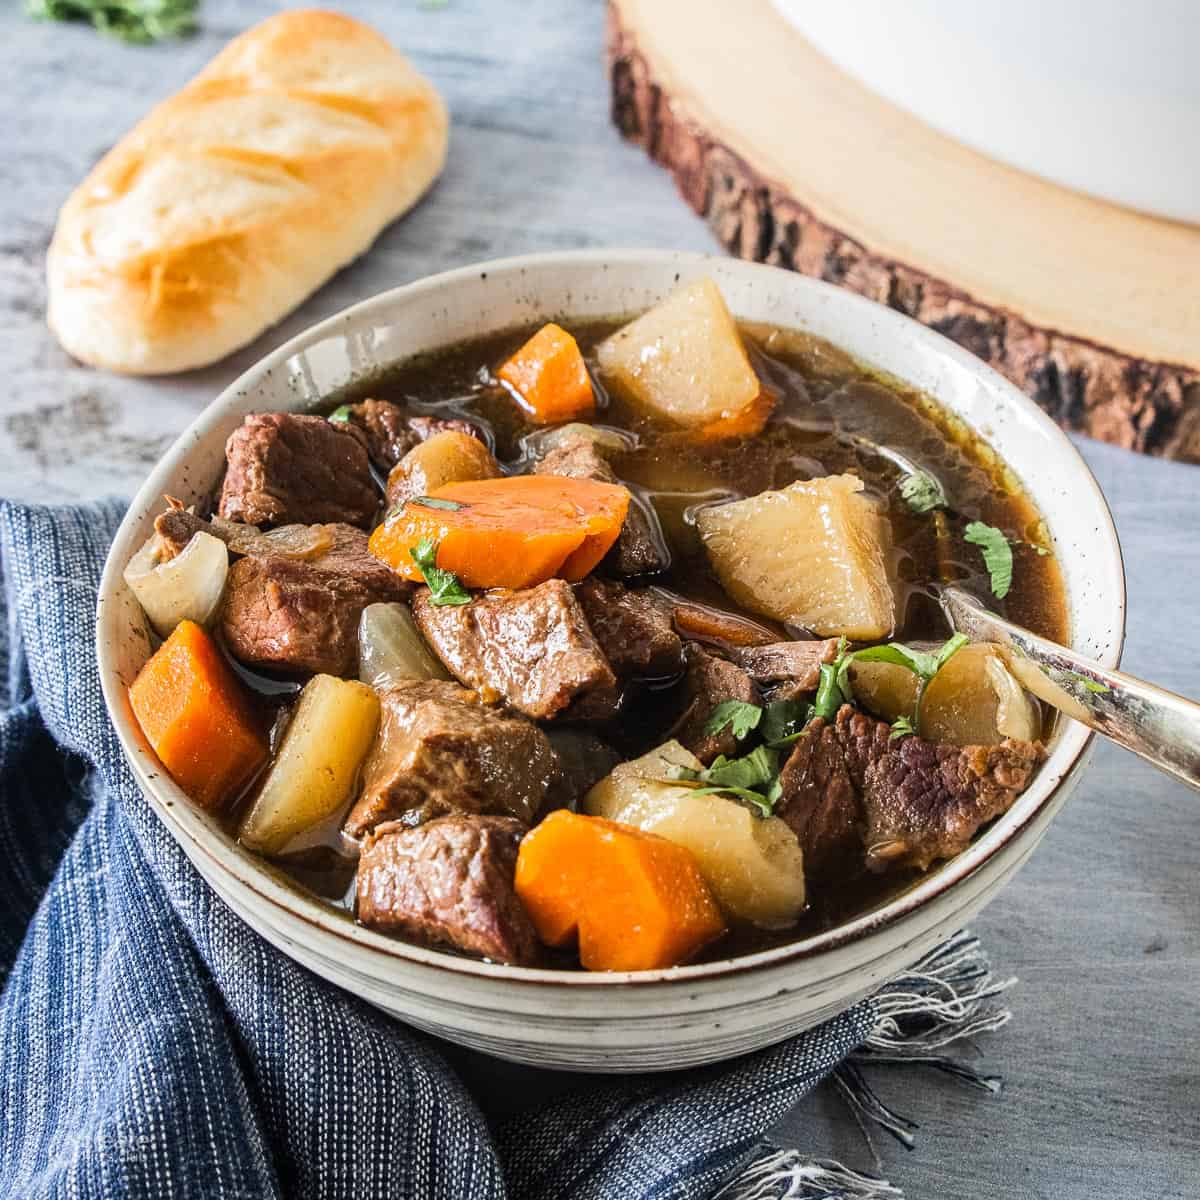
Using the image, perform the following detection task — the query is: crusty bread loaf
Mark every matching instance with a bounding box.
[47,10,448,375]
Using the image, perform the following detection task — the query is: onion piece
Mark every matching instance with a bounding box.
[209,518,333,561]
[522,422,635,458]
[358,602,449,689]
[986,654,1042,741]
[123,529,229,638]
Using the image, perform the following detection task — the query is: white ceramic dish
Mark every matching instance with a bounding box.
[96,251,1125,1072]
[773,0,1200,224]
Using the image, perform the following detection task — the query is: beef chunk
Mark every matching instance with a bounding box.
[357,815,540,965]
[735,639,839,686]
[219,413,379,529]
[669,643,761,764]
[154,505,211,558]
[534,435,667,576]
[221,524,408,676]
[575,577,684,678]
[778,705,1044,877]
[412,581,617,720]
[345,397,481,471]
[344,681,557,838]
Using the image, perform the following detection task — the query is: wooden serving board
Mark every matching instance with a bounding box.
[607,0,1200,461]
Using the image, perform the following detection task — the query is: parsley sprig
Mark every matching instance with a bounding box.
[409,538,471,606]
[27,0,198,44]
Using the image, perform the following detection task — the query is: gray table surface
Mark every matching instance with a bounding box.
[2,2,1196,1196]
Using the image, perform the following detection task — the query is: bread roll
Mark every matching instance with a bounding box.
[47,11,448,375]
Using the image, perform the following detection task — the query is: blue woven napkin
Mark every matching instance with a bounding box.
[0,499,1010,1200]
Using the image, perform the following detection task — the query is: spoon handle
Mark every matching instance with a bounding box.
[941,585,1200,793]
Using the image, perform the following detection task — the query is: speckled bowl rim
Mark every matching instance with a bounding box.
[96,249,1126,988]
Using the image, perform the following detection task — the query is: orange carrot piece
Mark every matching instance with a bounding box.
[514,810,726,972]
[693,390,776,441]
[369,475,630,590]
[498,323,595,425]
[128,620,268,811]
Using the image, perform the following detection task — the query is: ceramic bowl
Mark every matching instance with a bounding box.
[773,0,1200,223]
[96,251,1124,1072]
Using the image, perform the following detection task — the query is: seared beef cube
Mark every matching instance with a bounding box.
[221,524,408,676]
[734,639,840,687]
[412,581,617,721]
[357,815,540,965]
[344,681,557,838]
[219,413,379,529]
[575,577,683,678]
[669,644,761,764]
[778,705,1043,877]
[346,397,482,470]
[535,435,667,576]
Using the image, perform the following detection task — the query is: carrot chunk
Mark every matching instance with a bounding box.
[514,810,726,971]
[369,475,630,590]
[128,620,268,811]
[498,323,595,425]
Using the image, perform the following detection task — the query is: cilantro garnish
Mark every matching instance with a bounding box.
[850,633,968,682]
[411,496,465,512]
[702,699,763,741]
[409,538,471,606]
[813,638,852,721]
[327,404,354,424]
[663,745,783,817]
[964,521,1014,599]
[889,715,916,740]
[899,469,947,514]
[760,698,813,747]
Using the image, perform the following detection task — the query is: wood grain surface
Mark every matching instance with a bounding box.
[607,0,1200,462]
[1,3,1196,1196]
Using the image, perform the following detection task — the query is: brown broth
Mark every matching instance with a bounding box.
[231,316,1069,962]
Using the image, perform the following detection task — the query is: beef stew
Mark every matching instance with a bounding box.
[124,279,1066,972]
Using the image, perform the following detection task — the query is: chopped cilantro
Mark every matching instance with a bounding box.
[761,698,812,747]
[851,632,968,681]
[327,404,353,424]
[411,496,465,511]
[702,699,763,741]
[899,469,947,514]
[814,638,852,721]
[409,538,471,606]
[889,715,916,740]
[964,521,1014,599]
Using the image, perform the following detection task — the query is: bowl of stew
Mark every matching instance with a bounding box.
[97,250,1123,1071]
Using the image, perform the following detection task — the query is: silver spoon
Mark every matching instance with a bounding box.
[941,585,1200,792]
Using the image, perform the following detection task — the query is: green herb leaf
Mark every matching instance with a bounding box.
[26,0,198,43]
[666,745,784,817]
[705,745,779,792]
[814,638,852,721]
[761,698,812,747]
[889,715,916,741]
[964,521,1014,599]
[687,784,775,817]
[409,538,471,606]
[849,632,969,684]
[899,469,947,514]
[327,405,354,424]
[702,699,762,741]
[411,496,466,512]
[1062,671,1111,695]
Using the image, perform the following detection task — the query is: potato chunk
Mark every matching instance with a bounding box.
[583,741,806,929]
[697,474,895,640]
[385,430,501,508]
[239,675,381,855]
[596,279,760,428]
